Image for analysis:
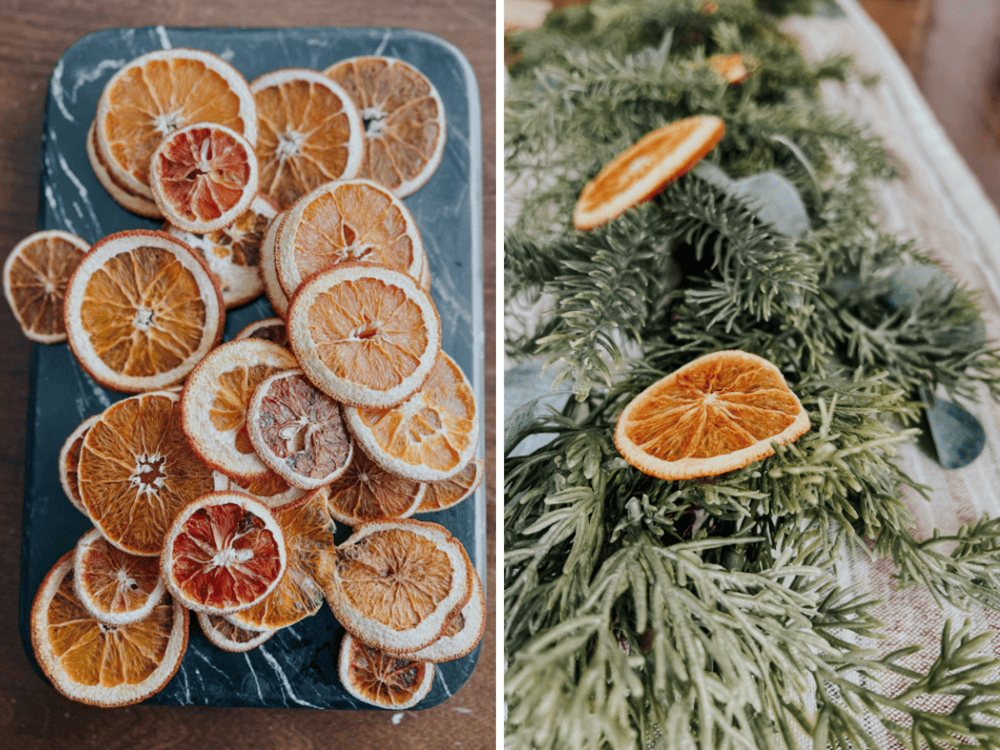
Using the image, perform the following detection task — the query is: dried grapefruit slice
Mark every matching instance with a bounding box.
[317,519,470,654]
[324,56,446,198]
[31,552,189,707]
[3,230,88,343]
[63,230,225,393]
[344,352,478,482]
[180,338,297,483]
[274,179,426,299]
[286,262,441,409]
[233,316,289,348]
[250,68,364,209]
[87,121,162,218]
[73,527,165,626]
[95,48,256,201]
[78,391,217,556]
[150,122,259,234]
[417,458,484,514]
[339,632,434,709]
[614,350,811,480]
[309,449,425,527]
[165,193,279,308]
[161,491,287,615]
[573,115,725,230]
[402,564,485,663]
[59,414,100,517]
[199,612,274,652]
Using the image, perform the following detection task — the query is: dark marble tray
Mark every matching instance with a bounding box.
[17,26,484,710]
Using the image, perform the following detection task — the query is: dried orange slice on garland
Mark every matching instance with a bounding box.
[72,527,165,626]
[708,53,754,85]
[573,115,725,230]
[339,632,434,709]
[614,350,811,481]
[310,449,425,526]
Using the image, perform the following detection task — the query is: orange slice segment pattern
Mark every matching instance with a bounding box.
[314,449,424,526]
[73,528,164,625]
[339,632,434,709]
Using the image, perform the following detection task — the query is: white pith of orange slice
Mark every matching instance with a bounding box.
[338,632,435,709]
[58,413,100,517]
[198,611,275,653]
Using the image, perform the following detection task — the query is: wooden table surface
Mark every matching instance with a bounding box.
[0,2,495,749]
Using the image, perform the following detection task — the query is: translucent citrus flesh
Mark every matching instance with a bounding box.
[46,566,175,687]
[346,638,429,706]
[292,185,415,282]
[77,536,161,616]
[321,449,423,522]
[335,528,454,630]
[79,395,216,555]
[307,278,428,390]
[210,363,289,456]
[255,78,355,208]
[104,58,248,188]
[7,235,83,338]
[156,127,252,223]
[418,459,483,513]
[80,246,208,377]
[170,502,283,610]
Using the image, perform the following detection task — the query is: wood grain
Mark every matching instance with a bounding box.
[0,2,494,748]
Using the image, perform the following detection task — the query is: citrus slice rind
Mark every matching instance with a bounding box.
[246,369,354,490]
[3,229,89,343]
[338,632,434,709]
[95,48,257,201]
[31,552,189,707]
[198,612,274,652]
[150,122,260,234]
[259,210,290,317]
[318,519,470,654]
[233,316,289,348]
[344,352,478,482]
[86,121,163,218]
[274,179,426,300]
[309,448,425,527]
[249,68,364,209]
[161,491,287,615]
[225,470,308,510]
[73,527,166,626]
[287,262,442,409]
[324,56,447,198]
[59,414,101,517]
[180,338,297,483]
[63,230,225,393]
[417,458,484,514]
[614,350,811,481]
[401,564,485,663]
[573,115,725,231]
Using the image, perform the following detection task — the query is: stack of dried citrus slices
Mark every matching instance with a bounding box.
[12,45,482,710]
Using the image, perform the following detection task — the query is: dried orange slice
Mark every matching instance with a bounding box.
[344,352,478,482]
[86,121,162,218]
[233,316,289,348]
[310,449,425,527]
[73,527,165,626]
[63,230,225,393]
[318,519,470,654]
[274,179,426,300]
[58,414,100,517]
[78,391,218,556]
[199,612,274,653]
[286,262,441,409]
[31,552,189,707]
[161,491,287,614]
[95,48,256,202]
[614,350,811,480]
[3,230,88,343]
[165,193,279,309]
[402,564,485,663]
[708,53,754,85]
[228,490,335,632]
[324,56,446,198]
[259,210,290,317]
[573,115,725,230]
[417,458,484,514]
[150,122,259,234]
[250,68,364,209]
[246,369,353,490]
[226,470,307,510]
[180,338,297,483]
[339,632,434,709]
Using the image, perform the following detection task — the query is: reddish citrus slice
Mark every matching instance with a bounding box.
[95,48,256,201]
[339,633,434,709]
[198,612,274,652]
[73,527,165,626]
[324,56,447,198]
[344,352,478,482]
[250,68,364,209]
[417,458,484,514]
[180,338,297,483]
[259,210,290,317]
[58,414,100,517]
[63,230,225,393]
[228,491,336,632]
[614,350,811,480]
[165,193,279,309]
[274,179,426,300]
[31,552,189,707]
[309,449,425,527]
[708,53,754,85]
[573,115,725,230]
[150,123,259,234]
[402,564,485,663]
[78,390,217,556]
[233,316,289,348]
[161,491,287,614]
[246,369,353,490]
[86,121,162,218]
[317,519,470,654]
[3,230,88,343]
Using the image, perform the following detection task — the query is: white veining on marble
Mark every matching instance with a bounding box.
[373,30,392,56]
[192,648,231,680]
[219,48,235,61]
[176,664,192,704]
[68,59,124,106]
[425,235,473,340]
[50,59,74,122]
[44,184,77,235]
[445,122,469,155]
[72,360,113,411]
[244,653,265,702]
[57,149,103,239]
[120,28,138,56]
[436,669,454,698]
[258,645,322,708]
[155,25,172,50]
